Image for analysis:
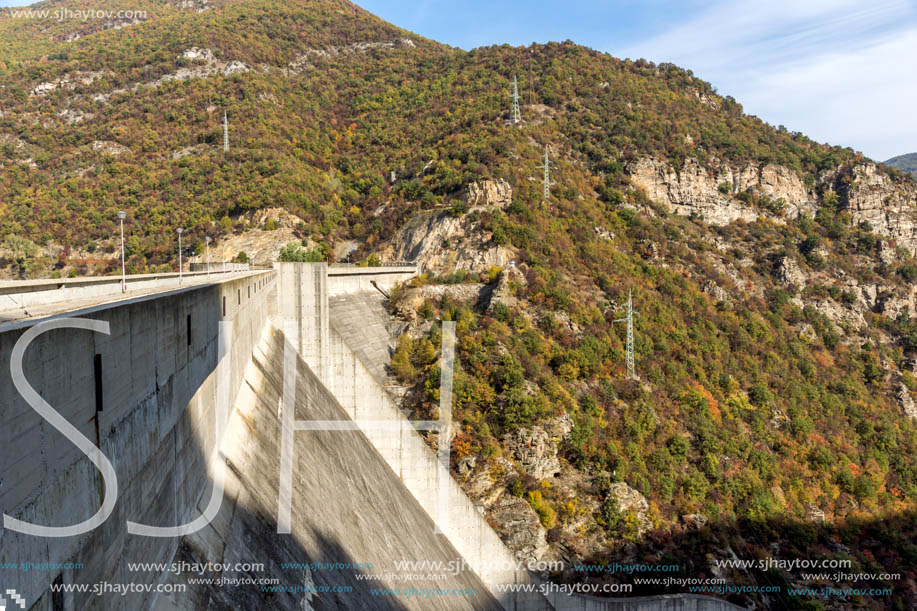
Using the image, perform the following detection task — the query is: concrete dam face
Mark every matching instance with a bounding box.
[0,265,741,611]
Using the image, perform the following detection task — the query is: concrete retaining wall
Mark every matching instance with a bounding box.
[158,323,501,610]
[326,264,418,296]
[0,271,276,610]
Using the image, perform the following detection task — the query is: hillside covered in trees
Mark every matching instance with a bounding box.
[886,153,917,178]
[2,0,917,608]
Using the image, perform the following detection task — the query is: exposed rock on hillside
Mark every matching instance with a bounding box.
[31,71,109,96]
[287,39,417,74]
[630,157,917,254]
[393,284,485,320]
[627,157,815,224]
[487,266,526,312]
[489,494,551,563]
[187,207,307,266]
[773,254,806,289]
[464,179,513,209]
[897,383,917,420]
[381,209,514,273]
[608,482,652,535]
[504,426,561,479]
[90,140,131,156]
[827,163,917,253]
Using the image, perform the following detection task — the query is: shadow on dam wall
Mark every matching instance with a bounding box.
[0,273,281,609]
[0,274,494,610]
[155,325,496,610]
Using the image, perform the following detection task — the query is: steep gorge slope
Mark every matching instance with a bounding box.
[2,0,917,608]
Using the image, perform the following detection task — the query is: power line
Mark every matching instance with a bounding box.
[511,74,521,124]
[223,110,229,153]
[536,145,551,201]
[613,289,637,380]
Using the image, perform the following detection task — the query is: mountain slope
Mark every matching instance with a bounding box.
[886,152,917,177]
[1,1,917,607]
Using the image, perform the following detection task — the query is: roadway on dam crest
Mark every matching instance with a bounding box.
[0,271,266,329]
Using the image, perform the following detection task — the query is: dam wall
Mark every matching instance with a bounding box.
[156,323,500,610]
[0,271,276,610]
[278,262,745,611]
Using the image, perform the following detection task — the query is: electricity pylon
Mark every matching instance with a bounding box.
[223,110,229,152]
[537,145,551,200]
[613,289,637,380]
[511,74,522,124]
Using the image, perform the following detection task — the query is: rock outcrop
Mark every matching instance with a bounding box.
[382,209,513,274]
[504,426,561,479]
[629,157,917,256]
[773,255,806,289]
[30,71,110,96]
[896,382,917,420]
[608,482,652,535]
[828,163,917,254]
[464,179,513,209]
[393,283,485,321]
[487,266,526,312]
[626,156,816,224]
[489,494,550,563]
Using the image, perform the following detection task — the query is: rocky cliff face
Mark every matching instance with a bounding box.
[826,163,917,253]
[626,156,816,224]
[381,180,516,273]
[628,157,917,254]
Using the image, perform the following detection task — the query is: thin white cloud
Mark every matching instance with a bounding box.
[621,0,917,160]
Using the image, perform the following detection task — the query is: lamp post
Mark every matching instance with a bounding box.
[205,236,211,278]
[222,245,226,274]
[117,211,127,293]
[177,228,183,284]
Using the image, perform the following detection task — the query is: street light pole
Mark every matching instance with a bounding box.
[222,245,226,274]
[205,236,211,278]
[117,211,127,293]
[177,228,183,284]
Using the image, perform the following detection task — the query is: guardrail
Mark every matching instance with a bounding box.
[0,268,256,297]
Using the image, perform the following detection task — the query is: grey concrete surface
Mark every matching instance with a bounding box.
[328,291,398,388]
[0,270,264,324]
[0,271,276,610]
[154,324,499,610]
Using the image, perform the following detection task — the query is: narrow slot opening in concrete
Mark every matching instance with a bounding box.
[93,353,103,412]
[187,314,192,347]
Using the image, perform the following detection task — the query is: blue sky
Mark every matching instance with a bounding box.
[358,0,917,161]
[2,0,915,160]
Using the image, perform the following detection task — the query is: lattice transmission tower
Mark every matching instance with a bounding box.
[537,145,551,200]
[613,289,637,380]
[511,74,522,124]
[223,110,230,152]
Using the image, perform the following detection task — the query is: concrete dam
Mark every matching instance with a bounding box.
[0,264,743,611]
